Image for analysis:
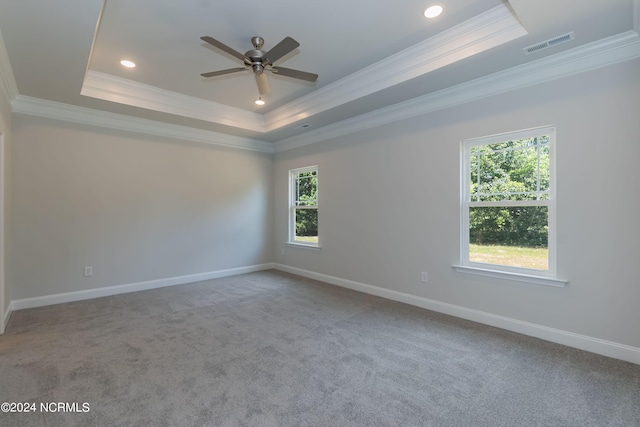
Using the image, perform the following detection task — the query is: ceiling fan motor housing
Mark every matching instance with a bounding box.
[245,48,267,73]
[245,36,267,74]
[245,50,265,62]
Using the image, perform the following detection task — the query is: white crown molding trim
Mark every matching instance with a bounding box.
[81,71,266,133]
[274,263,640,365]
[0,27,19,106]
[274,30,640,153]
[79,3,524,135]
[10,263,275,311]
[263,3,527,132]
[11,95,274,153]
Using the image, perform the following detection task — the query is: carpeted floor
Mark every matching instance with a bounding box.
[0,270,638,427]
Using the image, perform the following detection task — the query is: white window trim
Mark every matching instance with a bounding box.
[455,126,567,287]
[452,265,567,287]
[288,165,320,248]
[285,241,322,250]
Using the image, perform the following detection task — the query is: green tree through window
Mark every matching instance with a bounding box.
[469,137,549,247]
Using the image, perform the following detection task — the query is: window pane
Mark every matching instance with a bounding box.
[469,206,548,270]
[538,144,550,193]
[296,172,317,206]
[470,137,549,202]
[295,208,318,243]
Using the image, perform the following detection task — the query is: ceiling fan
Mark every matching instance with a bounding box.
[200,35,318,96]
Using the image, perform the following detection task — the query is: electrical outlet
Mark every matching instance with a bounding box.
[84,266,93,277]
[421,272,429,283]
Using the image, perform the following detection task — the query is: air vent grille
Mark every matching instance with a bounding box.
[524,32,574,55]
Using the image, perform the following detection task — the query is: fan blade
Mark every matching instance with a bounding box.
[264,36,299,65]
[270,66,318,82]
[201,68,247,78]
[200,36,246,62]
[255,73,270,95]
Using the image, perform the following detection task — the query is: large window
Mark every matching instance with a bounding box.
[289,166,318,246]
[460,127,558,281]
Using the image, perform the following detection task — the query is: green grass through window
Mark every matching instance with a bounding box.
[470,244,548,270]
[295,236,318,244]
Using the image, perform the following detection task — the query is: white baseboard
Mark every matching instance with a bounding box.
[10,263,275,311]
[274,263,640,365]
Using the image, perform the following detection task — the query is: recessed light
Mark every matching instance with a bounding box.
[120,60,136,68]
[255,97,265,106]
[424,4,443,19]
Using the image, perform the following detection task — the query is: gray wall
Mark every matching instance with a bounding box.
[0,84,11,322]
[11,115,273,299]
[274,58,640,348]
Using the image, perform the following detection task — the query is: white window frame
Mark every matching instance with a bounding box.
[454,126,567,287]
[288,165,320,248]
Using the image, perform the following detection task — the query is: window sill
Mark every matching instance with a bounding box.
[452,265,568,288]
[286,242,322,250]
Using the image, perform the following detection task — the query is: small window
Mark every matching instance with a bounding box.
[289,166,318,246]
[461,127,556,277]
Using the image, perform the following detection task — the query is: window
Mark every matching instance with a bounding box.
[289,166,319,246]
[457,126,563,285]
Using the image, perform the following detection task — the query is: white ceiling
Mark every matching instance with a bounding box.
[0,0,636,143]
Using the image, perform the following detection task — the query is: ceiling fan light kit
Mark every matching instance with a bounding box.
[200,35,318,99]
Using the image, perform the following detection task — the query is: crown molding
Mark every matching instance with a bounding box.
[264,3,527,132]
[9,29,639,156]
[274,30,640,153]
[11,95,274,153]
[81,70,266,133]
[0,27,19,107]
[80,3,525,135]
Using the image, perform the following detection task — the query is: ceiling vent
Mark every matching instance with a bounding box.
[523,32,574,55]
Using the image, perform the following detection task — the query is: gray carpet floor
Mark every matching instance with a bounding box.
[0,270,638,427]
